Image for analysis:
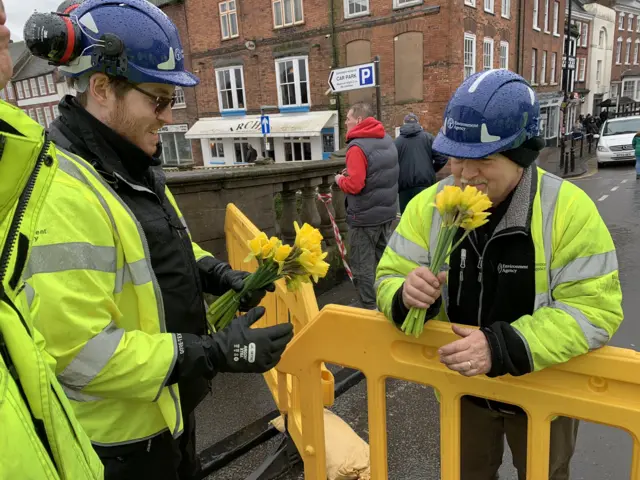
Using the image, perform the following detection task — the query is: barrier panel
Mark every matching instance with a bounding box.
[224,203,336,412]
[276,305,640,480]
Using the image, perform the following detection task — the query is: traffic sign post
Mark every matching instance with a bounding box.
[327,62,376,93]
[327,57,383,121]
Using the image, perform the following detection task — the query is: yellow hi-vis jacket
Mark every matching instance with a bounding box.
[23,143,214,447]
[376,169,623,373]
[0,101,103,478]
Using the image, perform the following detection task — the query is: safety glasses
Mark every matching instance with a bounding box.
[129,84,176,115]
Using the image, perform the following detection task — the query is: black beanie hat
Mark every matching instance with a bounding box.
[501,136,546,168]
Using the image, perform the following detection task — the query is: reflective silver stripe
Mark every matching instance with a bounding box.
[513,327,534,371]
[24,283,35,308]
[178,215,191,235]
[539,173,562,306]
[25,243,116,278]
[533,292,548,310]
[168,384,182,438]
[387,231,430,266]
[374,274,405,291]
[552,301,610,350]
[58,321,125,389]
[62,385,103,403]
[153,334,178,402]
[550,251,618,290]
[57,150,167,331]
[114,259,154,294]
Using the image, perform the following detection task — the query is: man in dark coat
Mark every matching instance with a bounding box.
[394,113,448,213]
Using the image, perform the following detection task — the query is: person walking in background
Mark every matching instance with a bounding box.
[632,130,640,179]
[335,102,399,310]
[395,113,448,213]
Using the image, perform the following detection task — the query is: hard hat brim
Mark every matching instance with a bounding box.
[432,128,525,160]
[131,62,200,87]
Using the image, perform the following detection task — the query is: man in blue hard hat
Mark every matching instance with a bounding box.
[22,0,293,478]
[376,70,623,479]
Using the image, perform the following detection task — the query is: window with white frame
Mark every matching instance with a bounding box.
[46,74,55,94]
[173,86,186,108]
[581,23,588,47]
[35,108,45,127]
[502,0,510,18]
[483,38,494,70]
[16,82,23,99]
[28,109,35,120]
[284,137,312,161]
[159,131,193,166]
[626,38,632,64]
[533,0,539,29]
[596,59,602,82]
[619,13,625,31]
[6,81,13,100]
[29,79,38,97]
[623,80,635,99]
[209,139,225,160]
[219,1,239,40]
[541,50,547,84]
[553,1,559,35]
[550,52,557,83]
[629,14,634,31]
[543,0,549,32]
[233,138,251,163]
[216,66,246,111]
[393,0,422,8]
[464,33,476,79]
[635,40,640,64]
[464,0,476,5]
[44,107,53,127]
[276,57,309,107]
[345,0,369,17]
[37,76,47,96]
[578,57,586,81]
[484,0,494,13]
[52,105,59,118]
[599,27,606,48]
[500,41,509,69]
[531,48,537,83]
[22,80,30,98]
[637,16,640,32]
[273,0,303,28]
[616,37,622,63]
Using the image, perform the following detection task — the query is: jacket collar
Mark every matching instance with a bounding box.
[0,101,45,221]
[494,164,537,235]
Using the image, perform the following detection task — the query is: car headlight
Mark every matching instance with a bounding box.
[597,146,610,152]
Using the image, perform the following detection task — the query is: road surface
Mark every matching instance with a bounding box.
[196,162,638,479]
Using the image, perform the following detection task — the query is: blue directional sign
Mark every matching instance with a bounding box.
[328,62,376,93]
[260,115,271,135]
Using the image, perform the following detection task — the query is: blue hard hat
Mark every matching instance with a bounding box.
[433,70,540,159]
[58,0,198,87]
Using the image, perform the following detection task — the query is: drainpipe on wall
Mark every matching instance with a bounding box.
[516,0,525,75]
[329,0,343,146]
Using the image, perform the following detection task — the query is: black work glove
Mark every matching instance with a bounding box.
[210,306,293,374]
[199,257,275,311]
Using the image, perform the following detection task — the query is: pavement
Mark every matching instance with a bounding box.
[195,159,638,480]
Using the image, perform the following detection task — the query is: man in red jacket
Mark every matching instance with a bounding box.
[335,103,399,309]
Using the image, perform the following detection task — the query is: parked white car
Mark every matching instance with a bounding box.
[596,115,640,166]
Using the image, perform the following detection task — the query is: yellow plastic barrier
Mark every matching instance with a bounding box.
[276,305,640,480]
[224,203,335,409]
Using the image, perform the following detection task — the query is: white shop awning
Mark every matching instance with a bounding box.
[185,111,337,139]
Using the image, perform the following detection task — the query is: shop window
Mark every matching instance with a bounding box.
[284,137,312,161]
[210,139,225,159]
[233,138,251,163]
[159,131,193,166]
[395,32,423,102]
